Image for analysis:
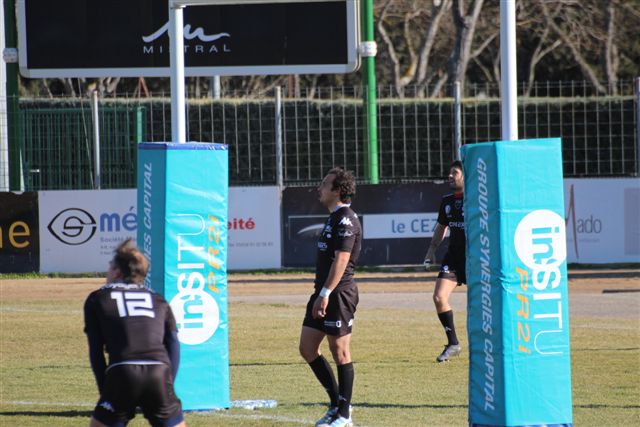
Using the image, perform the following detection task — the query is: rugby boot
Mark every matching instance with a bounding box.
[436,344,462,362]
[315,407,338,427]
[329,416,353,427]
[317,405,352,427]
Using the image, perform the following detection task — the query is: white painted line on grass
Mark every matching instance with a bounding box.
[2,400,319,426]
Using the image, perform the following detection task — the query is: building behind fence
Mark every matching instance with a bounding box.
[1,80,638,191]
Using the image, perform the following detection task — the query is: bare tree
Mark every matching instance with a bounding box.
[376,0,453,97]
[540,1,607,94]
[604,1,619,95]
[447,0,484,95]
[518,2,562,96]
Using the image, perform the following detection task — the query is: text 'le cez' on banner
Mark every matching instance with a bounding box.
[363,213,438,239]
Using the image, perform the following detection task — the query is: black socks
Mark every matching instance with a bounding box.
[337,362,354,418]
[438,310,459,345]
[309,355,339,407]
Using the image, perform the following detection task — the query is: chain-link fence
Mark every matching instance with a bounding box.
[1,79,638,190]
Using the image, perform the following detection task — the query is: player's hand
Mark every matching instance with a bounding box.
[424,249,436,267]
[312,296,329,319]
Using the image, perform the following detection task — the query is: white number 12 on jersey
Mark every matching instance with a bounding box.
[110,292,155,318]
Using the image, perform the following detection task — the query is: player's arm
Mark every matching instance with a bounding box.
[164,303,181,380]
[312,250,351,319]
[164,330,180,380]
[83,298,106,393]
[425,222,448,264]
[86,334,107,392]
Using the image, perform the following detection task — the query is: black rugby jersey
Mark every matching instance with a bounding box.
[437,192,465,256]
[84,283,177,366]
[314,205,362,291]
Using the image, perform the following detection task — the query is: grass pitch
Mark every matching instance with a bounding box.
[1,273,638,426]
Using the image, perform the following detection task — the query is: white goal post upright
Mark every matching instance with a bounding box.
[169,2,186,143]
[465,2,573,426]
[500,0,518,141]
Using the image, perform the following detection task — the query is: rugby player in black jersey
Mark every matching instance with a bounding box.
[299,167,362,427]
[424,160,466,362]
[84,239,186,427]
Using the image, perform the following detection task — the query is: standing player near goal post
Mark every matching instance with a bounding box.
[424,160,466,362]
[299,167,362,427]
[84,239,186,427]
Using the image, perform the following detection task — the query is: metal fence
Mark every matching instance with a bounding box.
[1,79,638,190]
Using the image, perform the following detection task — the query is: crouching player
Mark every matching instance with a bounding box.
[84,239,186,427]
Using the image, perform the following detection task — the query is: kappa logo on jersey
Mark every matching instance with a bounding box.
[99,401,115,413]
[339,217,353,227]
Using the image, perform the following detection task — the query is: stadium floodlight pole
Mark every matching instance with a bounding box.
[3,0,23,190]
[361,0,379,184]
[0,0,8,191]
[169,1,186,143]
[636,77,639,176]
[275,86,283,188]
[500,0,518,141]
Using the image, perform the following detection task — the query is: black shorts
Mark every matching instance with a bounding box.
[438,252,467,285]
[303,285,359,336]
[93,363,184,427]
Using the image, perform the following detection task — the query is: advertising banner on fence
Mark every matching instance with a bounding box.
[463,139,572,427]
[38,189,136,273]
[564,178,640,264]
[228,186,281,269]
[0,192,40,273]
[36,187,281,273]
[283,183,450,266]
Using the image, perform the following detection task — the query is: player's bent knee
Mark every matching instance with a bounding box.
[299,343,319,362]
[433,292,447,305]
[328,342,351,365]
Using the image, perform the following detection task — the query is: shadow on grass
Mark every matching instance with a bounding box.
[229,269,640,285]
[231,361,303,367]
[575,404,640,409]
[301,401,467,410]
[0,410,93,418]
[572,347,640,352]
